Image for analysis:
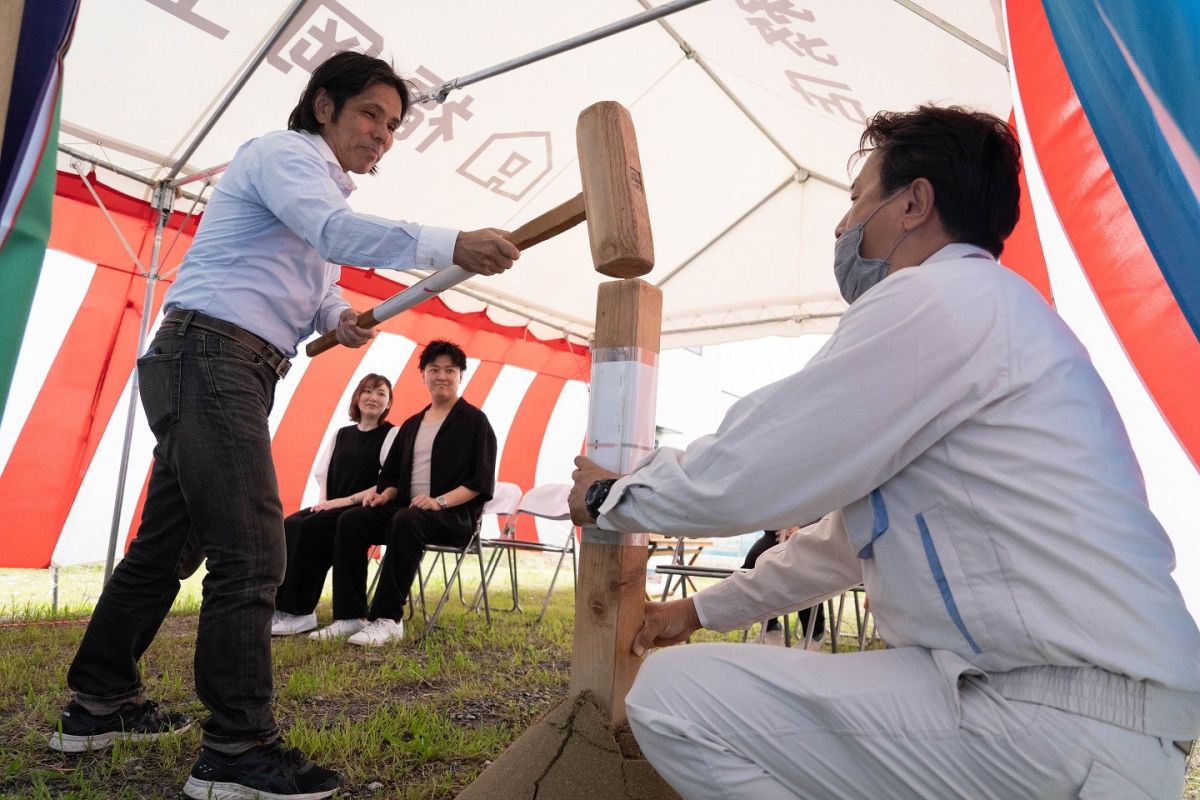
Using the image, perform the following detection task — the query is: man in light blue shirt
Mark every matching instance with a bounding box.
[50,51,518,800]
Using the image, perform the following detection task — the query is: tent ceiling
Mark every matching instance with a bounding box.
[57,0,1010,348]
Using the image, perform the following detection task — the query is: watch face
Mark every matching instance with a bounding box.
[586,479,613,516]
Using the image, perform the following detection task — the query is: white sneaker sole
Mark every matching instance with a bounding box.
[347,635,396,647]
[182,776,335,800]
[271,622,318,636]
[308,621,367,641]
[48,721,192,753]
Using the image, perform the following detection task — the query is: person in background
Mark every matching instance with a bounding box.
[49,51,519,800]
[311,340,496,647]
[272,373,398,637]
[742,527,824,649]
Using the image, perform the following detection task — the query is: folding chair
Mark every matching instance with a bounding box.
[416,484,525,638]
[477,483,576,624]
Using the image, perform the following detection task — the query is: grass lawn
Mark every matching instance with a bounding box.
[1,559,1196,798]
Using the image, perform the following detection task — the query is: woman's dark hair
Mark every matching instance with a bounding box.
[348,373,392,423]
[419,340,467,372]
[854,105,1021,257]
[287,51,411,135]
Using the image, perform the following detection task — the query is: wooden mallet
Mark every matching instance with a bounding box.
[305,99,653,357]
[456,103,667,800]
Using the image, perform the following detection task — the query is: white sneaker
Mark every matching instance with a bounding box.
[347,618,404,647]
[308,618,368,640]
[271,611,318,636]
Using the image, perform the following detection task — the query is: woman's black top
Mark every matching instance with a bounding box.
[326,422,394,500]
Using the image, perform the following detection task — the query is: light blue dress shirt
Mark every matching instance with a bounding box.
[163,130,458,356]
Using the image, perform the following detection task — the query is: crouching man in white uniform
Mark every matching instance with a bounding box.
[569,105,1199,799]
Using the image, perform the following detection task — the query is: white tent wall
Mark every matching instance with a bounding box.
[0,246,593,569]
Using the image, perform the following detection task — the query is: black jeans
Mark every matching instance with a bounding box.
[276,507,348,615]
[66,324,284,754]
[332,504,476,621]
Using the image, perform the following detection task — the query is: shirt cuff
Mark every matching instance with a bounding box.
[320,302,349,335]
[594,472,640,531]
[690,579,752,632]
[417,225,459,269]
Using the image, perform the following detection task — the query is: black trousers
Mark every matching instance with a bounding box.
[332,504,476,621]
[743,531,825,638]
[276,507,349,615]
[67,326,284,753]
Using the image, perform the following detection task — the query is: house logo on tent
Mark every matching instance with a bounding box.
[457,132,553,202]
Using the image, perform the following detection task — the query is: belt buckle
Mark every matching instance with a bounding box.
[274,357,291,380]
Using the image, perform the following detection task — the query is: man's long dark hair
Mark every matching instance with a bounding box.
[287,51,411,135]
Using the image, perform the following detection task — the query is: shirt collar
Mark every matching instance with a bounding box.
[922,242,996,265]
[299,130,356,195]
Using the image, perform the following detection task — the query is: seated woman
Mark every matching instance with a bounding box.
[310,340,496,646]
[271,373,397,636]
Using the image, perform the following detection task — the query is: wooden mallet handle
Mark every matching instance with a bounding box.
[305,193,585,357]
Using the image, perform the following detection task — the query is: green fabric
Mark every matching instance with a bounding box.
[0,99,59,425]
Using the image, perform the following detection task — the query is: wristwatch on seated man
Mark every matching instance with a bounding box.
[584,478,617,521]
[436,495,448,509]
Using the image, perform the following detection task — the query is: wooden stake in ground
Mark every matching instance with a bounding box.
[571,278,660,724]
[458,102,677,800]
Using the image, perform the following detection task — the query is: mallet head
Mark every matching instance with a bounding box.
[576,101,654,279]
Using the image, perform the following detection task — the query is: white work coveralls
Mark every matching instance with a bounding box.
[597,244,1200,799]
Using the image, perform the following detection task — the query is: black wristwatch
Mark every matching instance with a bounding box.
[584,478,617,520]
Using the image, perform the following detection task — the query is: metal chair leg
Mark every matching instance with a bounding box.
[422,543,471,639]
[509,548,522,611]
[536,540,571,625]
[475,539,492,626]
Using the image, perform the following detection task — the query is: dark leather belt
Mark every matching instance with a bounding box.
[160,309,291,379]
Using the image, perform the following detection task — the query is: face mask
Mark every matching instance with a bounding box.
[833,185,911,304]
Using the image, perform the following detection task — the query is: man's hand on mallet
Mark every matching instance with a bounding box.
[334,307,376,348]
[569,455,622,525]
[454,228,521,276]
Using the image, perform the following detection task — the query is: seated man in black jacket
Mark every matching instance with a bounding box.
[311,340,497,646]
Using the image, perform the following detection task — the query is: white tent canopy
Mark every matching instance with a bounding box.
[57,0,1009,348]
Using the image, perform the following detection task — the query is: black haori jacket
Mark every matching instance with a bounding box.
[376,397,497,520]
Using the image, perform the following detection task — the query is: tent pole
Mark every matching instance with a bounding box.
[635,0,848,191]
[417,0,713,104]
[655,174,795,289]
[102,182,173,585]
[164,0,308,183]
[59,144,209,205]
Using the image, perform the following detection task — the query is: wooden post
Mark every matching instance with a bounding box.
[570,278,661,725]
[456,101,678,799]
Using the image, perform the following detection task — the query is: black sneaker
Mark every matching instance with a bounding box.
[47,699,192,752]
[182,740,341,799]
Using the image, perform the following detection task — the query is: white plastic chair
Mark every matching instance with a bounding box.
[478,483,576,624]
[417,482,523,638]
